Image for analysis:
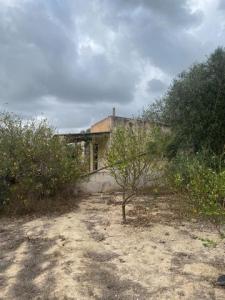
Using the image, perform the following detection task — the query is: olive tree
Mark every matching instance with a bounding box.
[106,123,164,223]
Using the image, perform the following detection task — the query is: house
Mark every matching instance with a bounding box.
[58,108,154,173]
[57,108,167,193]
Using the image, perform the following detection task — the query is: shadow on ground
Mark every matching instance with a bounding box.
[0,217,62,299]
[77,250,150,300]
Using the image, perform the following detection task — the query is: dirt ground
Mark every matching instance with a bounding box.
[0,194,225,300]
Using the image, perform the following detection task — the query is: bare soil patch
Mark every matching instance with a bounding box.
[0,194,225,299]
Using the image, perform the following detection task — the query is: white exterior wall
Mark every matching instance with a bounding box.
[76,171,121,194]
[75,170,162,194]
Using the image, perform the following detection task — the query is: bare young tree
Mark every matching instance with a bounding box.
[106,122,162,223]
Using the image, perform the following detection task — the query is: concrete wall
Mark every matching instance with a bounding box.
[76,171,121,194]
[91,117,112,133]
[75,170,162,194]
[90,116,153,134]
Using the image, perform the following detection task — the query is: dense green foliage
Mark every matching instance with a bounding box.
[0,112,84,212]
[145,47,225,156]
[143,48,225,230]
[167,153,225,231]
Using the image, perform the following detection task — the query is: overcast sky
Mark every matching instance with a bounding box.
[0,0,225,132]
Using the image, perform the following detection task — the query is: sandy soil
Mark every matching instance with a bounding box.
[0,194,225,300]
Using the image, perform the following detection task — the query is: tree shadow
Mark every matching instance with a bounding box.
[0,216,62,299]
[76,250,150,300]
[0,221,27,288]
[9,235,59,299]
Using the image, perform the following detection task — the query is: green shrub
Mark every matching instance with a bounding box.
[166,153,192,191]
[0,112,85,212]
[167,153,225,231]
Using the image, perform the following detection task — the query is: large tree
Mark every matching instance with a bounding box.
[145,47,225,156]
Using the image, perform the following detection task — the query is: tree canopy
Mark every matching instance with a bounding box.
[145,47,225,156]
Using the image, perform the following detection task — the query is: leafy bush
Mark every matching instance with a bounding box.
[167,153,225,232]
[166,153,193,191]
[0,112,85,212]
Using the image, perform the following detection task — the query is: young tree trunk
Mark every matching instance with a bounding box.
[122,190,126,223]
[122,203,126,223]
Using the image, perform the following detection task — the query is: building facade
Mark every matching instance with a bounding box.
[57,109,168,193]
[58,108,157,173]
[60,108,167,172]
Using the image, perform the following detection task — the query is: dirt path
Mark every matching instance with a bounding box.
[0,194,225,299]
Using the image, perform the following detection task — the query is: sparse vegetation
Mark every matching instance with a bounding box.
[198,237,217,248]
[106,123,167,223]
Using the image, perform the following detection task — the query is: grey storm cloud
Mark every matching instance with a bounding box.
[0,0,224,131]
[219,0,225,10]
[104,0,202,28]
[147,79,168,94]
[0,0,136,105]
[102,0,204,73]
